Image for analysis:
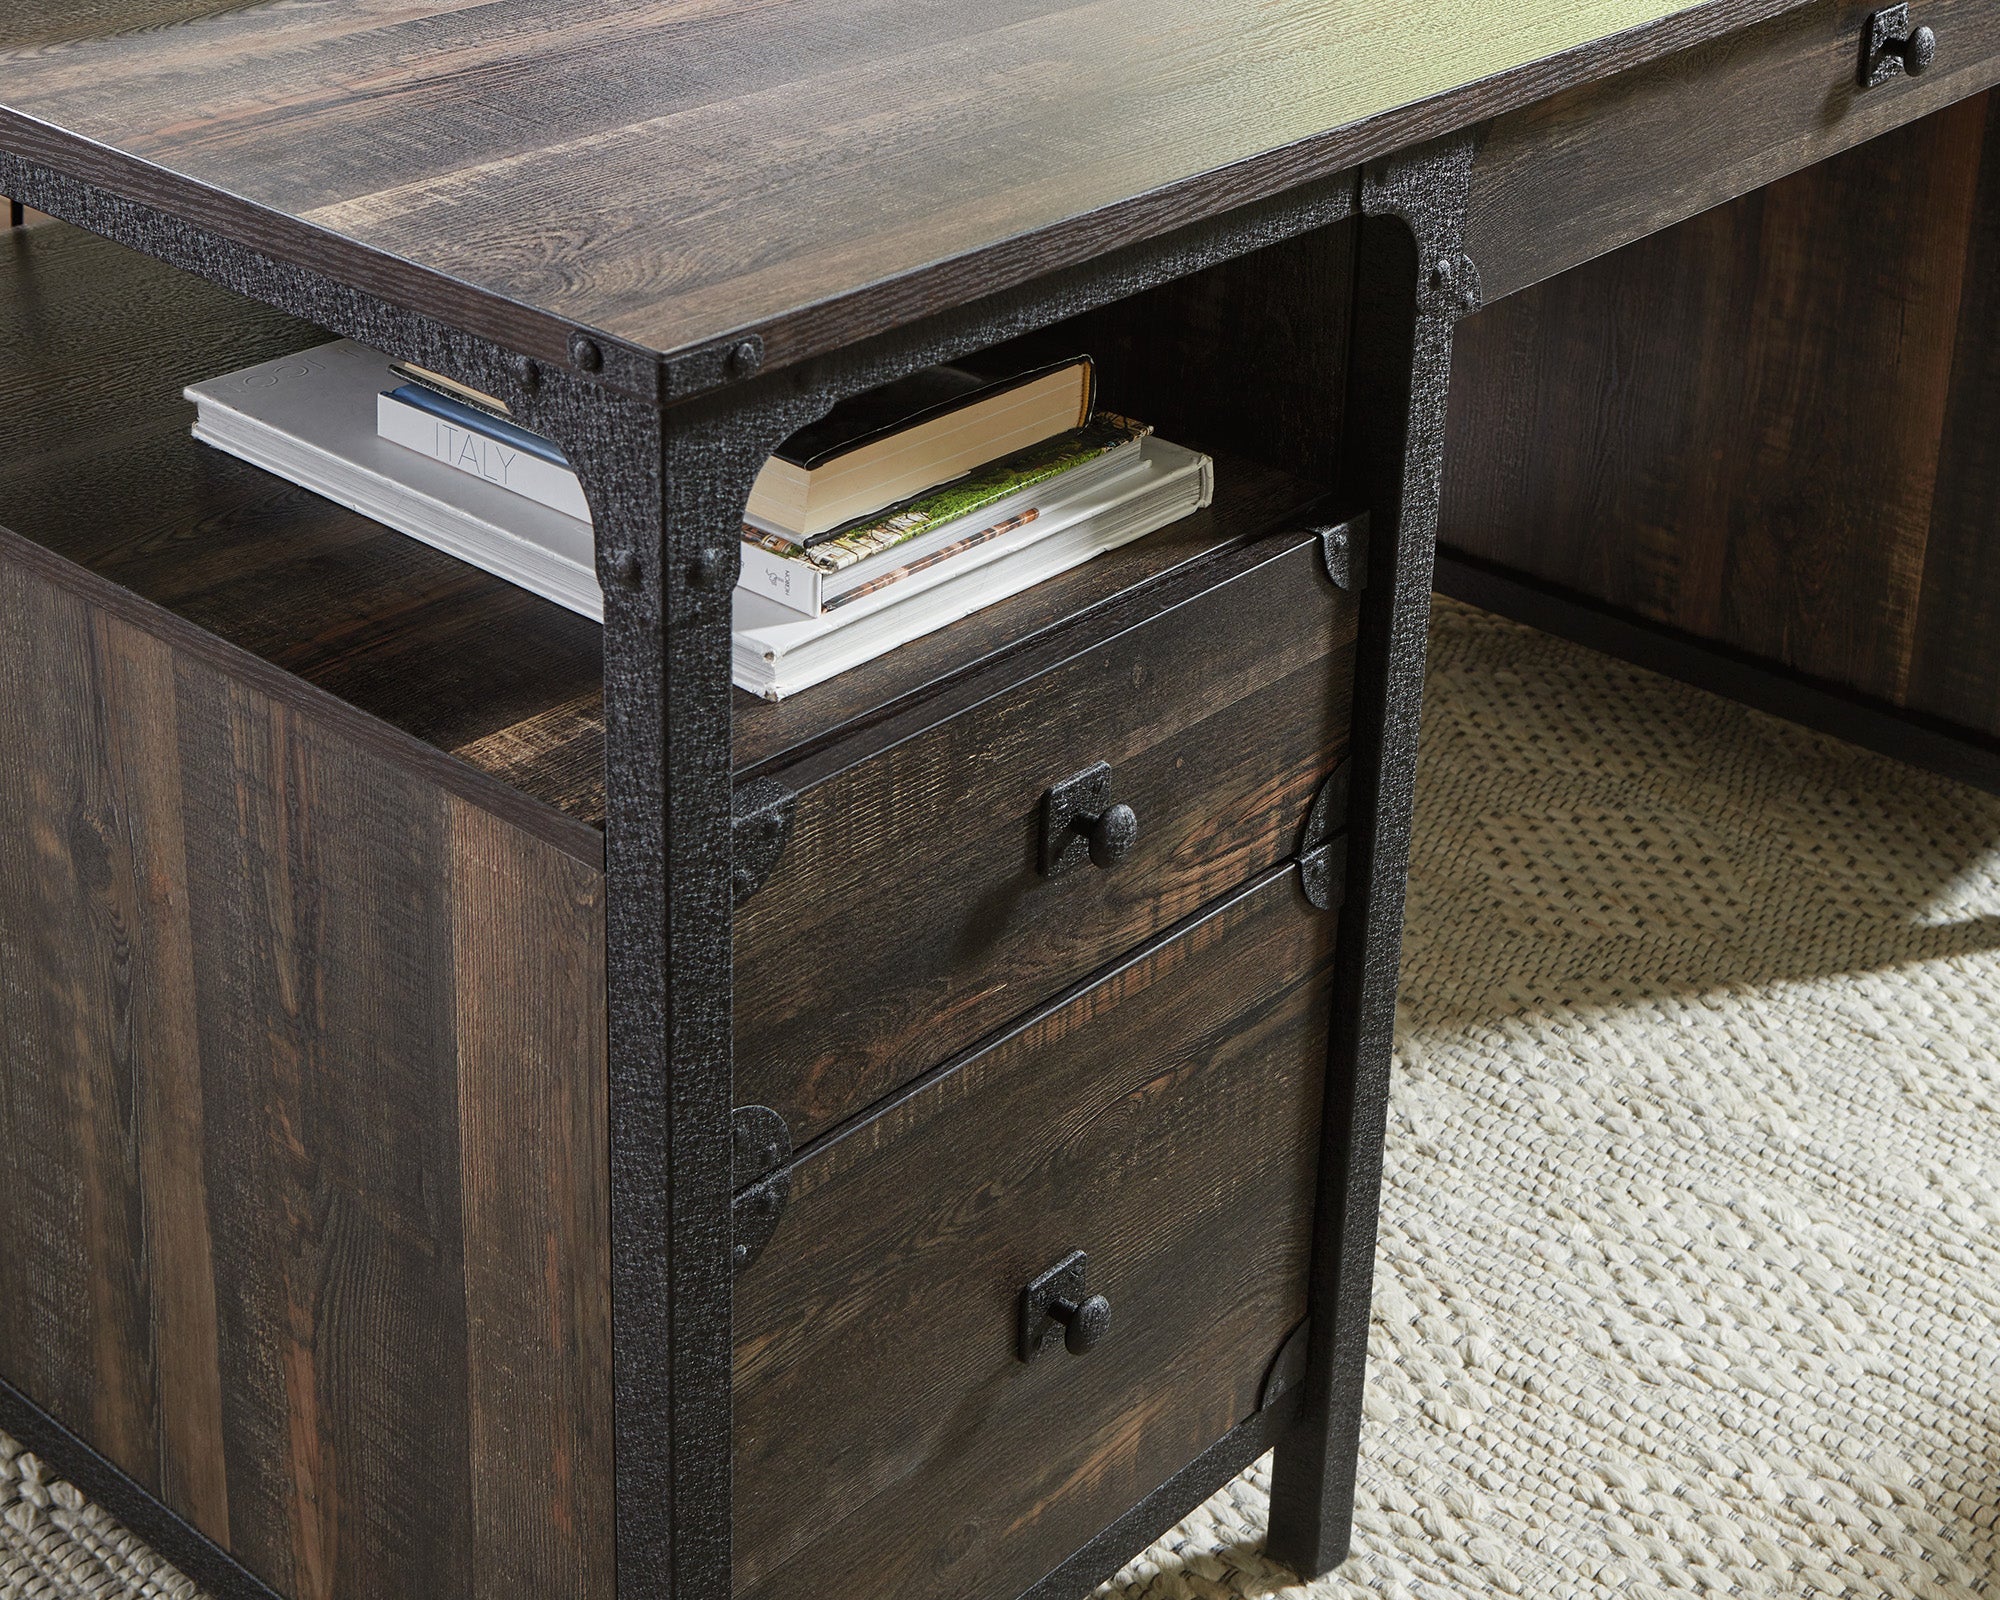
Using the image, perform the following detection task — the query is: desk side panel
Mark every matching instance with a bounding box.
[0,547,612,1600]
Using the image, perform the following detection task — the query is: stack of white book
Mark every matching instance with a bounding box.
[186,340,1214,701]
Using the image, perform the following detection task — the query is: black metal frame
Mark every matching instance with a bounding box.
[0,123,1470,1600]
[1267,132,1481,1577]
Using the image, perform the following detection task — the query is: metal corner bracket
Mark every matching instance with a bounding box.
[732,1105,793,1273]
[732,777,797,909]
[1298,760,1352,912]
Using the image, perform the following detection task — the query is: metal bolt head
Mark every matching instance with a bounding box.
[725,338,763,378]
[607,550,643,590]
[512,353,541,394]
[687,545,734,590]
[569,333,604,373]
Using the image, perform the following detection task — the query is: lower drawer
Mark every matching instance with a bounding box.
[732,862,1335,1600]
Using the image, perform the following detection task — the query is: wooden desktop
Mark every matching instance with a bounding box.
[0,5,1992,1600]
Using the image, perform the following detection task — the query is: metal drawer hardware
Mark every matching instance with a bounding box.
[1298,760,1353,913]
[1038,762,1139,877]
[1259,1319,1313,1413]
[1317,513,1371,593]
[731,1105,793,1273]
[1018,1251,1113,1361]
[1860,5,1937,88]
[731,777,796,909]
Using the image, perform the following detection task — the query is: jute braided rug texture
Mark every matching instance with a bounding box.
[7,598,2000,1599]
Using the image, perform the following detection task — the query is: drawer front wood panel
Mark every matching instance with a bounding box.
[1467,0,2000,302]
[0,537,612,1600]
[736,532,1353,1149]
[733,865,1334,1600]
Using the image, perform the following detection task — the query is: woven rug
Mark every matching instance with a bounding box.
[9,597,2000,1599]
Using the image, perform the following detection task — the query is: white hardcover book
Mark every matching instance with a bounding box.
[186,340,603,620]
[376,389,593,522]
[733,436,1213,700]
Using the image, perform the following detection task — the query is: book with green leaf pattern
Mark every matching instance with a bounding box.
[738,414,1150,615]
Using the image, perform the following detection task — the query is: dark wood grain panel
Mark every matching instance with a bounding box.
[3,219,1343,829]
[0,0,1843,372]
[174,638,478,1600]
[737,532,1353,1148]
[1446,94,2000,724]
[0,558,167,1490]
[1907,93,2000,734]
[734,863,1334,1600]
[0,547,612,1600]
[1467,0,2000,302]
[0,219,607,824]
[448,798,613,1600]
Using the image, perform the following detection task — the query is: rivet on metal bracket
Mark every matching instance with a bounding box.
[1259,1319,1312,1413]
[663,332,769,400]
[1421,251,1483,319]
[732,1104,793,1274]
[732,778,797,909]
[1299,760,1352,913]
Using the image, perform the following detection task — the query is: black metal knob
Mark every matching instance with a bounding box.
[1039,764,1140,876]
[1862,8,1938,86]
[1890,23,1937,73]
[1085,803,1139,869]
[1049,1292,1112,1355]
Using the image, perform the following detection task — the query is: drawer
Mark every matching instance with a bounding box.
[1466,0,2000,301]
[735,527,1354,1150]
[732,862,1333,1600]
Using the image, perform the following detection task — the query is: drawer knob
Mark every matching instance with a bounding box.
[1085,803,1140,869]
[1049,1291,1114,1355]
[1891,23,1938,73]
[1040,763,1140,877]
[1020,1249,1113,1361]
[1861,7,1938,86]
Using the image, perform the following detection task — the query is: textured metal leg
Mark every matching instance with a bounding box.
[1266,133,1481,1579]
[546,378,828,1600]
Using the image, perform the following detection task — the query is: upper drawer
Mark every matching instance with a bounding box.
[734,526,1355,1149]
[1467,0,2000,301]
[733,862,1333,1600]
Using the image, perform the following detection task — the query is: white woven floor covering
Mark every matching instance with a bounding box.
[7,598,2000,1600]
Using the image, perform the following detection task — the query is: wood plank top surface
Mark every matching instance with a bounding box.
[0,0,1809,374]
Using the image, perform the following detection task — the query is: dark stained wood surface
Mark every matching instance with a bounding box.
[2,219,1339,830]
[0,0,1837,375]
[737,530,1355,1149]
[0,543,612,1600]
[734,863,1335,1600]
[1466,0,2000,302]
[1445,91,2000,738]
[0,218,608,826]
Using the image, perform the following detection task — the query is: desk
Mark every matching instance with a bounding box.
[0,6,1987,1600]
